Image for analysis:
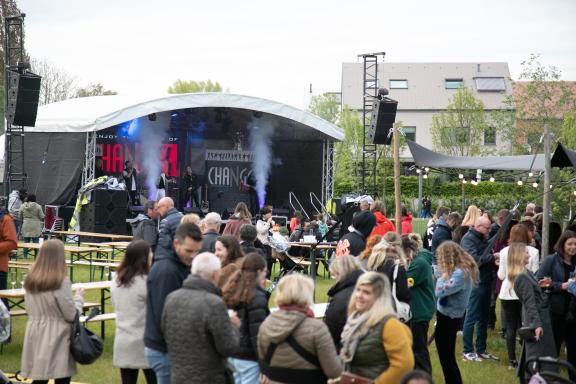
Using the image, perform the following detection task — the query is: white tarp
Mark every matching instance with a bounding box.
[29,92,344,140]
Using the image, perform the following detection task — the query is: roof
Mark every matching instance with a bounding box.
[341,62,512,110]
[30,93,344,140]
[512,81,576,119]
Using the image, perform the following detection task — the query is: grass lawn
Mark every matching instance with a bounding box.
[2,253,520,383]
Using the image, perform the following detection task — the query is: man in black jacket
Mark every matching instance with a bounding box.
[430,207,452,255]
[154,197,183,262]
[200,212,221,253]
[134,200,160,251]
[239,224,266,259]
[461,216,498,362]
[144,223,203,384]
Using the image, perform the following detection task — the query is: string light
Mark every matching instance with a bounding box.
[425,167,430,172]
[528,172,534,177]
[423,174,428,179]
[532,182,538,188]
[459,174,464,179]
[489,177,495,182]
[462,179,467,184]
[416,169,421,174]
[517,180,523,186]
[573,191,576,197]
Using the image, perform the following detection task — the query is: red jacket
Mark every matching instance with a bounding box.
[401,214,413,234]
[370,211,395,238]
[0,213,17,273]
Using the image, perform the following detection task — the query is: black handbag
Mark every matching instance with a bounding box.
[518,326,537,342]
[70,308,104,365]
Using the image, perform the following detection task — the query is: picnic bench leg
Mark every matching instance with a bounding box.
[100,288,106,339]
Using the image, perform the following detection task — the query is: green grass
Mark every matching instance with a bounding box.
[2,254,520,384]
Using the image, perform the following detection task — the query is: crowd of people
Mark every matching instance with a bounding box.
[3,194,576,384]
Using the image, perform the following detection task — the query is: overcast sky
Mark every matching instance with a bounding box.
[17,0,576,109]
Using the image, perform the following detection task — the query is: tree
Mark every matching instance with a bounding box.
[75,83,117,98]
[167,79,223,93]
[308,93,339,124]
[30,58,77,105]
[561,111,576,149]
[430,87,488,157]
[333,108,363,193]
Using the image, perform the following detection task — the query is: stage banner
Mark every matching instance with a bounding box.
[205,149,254,215]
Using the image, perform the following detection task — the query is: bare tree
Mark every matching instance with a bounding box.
[30,58,77,105]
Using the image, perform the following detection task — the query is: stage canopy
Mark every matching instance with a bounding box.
[407,140,546,172]
[30,92,344,140]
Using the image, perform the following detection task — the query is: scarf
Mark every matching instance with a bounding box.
[279,305,314,318]
[340,311,370,363]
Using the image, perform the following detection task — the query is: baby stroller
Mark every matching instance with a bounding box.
[525,357,576,384]
[268,232,307,277]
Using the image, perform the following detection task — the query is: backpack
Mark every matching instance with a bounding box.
[0,300,10,344]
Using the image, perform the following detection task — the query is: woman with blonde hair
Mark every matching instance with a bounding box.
[339,271,414,382]
[21,240,85,384]
[434,241,478,384]
[367,239,411,307]
[180,213,201,225]
[325,255,364,349]
[507,242,556,382]
[257,274,342,383]
[462,205,481,227]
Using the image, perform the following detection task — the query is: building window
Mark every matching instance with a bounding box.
[475,77,506,91]
[445,79,464,89]
[484,127,496,145]
[390,79,408,89]
[403,126,416,141]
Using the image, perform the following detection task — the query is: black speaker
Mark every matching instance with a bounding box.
[6,70,42,127]
[368,98,398,145]
[92,189,128,208]
[79,190,128,235]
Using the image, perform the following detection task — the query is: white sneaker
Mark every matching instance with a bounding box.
[462,352,482,362]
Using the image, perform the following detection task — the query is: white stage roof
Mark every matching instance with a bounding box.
[29,93,344,140]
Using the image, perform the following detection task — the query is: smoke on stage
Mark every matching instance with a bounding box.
[248,117,275,209]
[139,118,168,199]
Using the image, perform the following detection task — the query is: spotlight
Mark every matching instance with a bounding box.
[425,167,430,172]
[528,172,534,177]
[148,113,157,121]
[416,169,421,174]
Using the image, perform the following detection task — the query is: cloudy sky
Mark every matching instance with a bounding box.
[18,0,576,109]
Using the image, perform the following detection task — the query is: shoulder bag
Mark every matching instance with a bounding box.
[392,261,412,323]
[70,308,104,365]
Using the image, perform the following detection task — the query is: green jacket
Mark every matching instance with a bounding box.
[406,249,436,323]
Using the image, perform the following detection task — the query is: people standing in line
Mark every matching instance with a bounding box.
[154,197,183,262]
[123,160,138,206]
[0,205,17,294]
[401,205,413,234]
[200,212,222,253]
[133,200,160,252]
[8,188,26,238]
[497,224,540,369]
[257,274,342,383]
[182,165,200,209]
[460,216,499,362]
[434,241,478,384]
[162,252,241,384]
[111,240,157,384]
[222,252,270,384]
[215,235,246,288]
[256,207,275,275]
[535,230,576,376]
[340,271,414,383]
[507,242,557,383]
[404,234,435,375]
[325,255,364,350]
[20,194,44,246]
[20,240,85,384]
[336,211,376,257]
[144,223,203,384]
[223,202,252,240]
[370,200,396,238]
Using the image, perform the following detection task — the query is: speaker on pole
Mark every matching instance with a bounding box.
[6,70,42,127]
[368,98,398,145]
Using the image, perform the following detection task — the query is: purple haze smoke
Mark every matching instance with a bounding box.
[140,115,168,199]
[248,118,275,208]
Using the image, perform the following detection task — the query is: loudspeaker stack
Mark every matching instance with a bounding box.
[368,98,398,145]
[6,70,42,127]
[80,190,128,236]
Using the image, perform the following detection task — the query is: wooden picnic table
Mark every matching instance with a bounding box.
[51,230,132,246]
[83,241,131,259]
[0,280,113,338]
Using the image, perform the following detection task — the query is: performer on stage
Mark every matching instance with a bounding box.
[182,165,200,208]
[156,171,169,201]
[122,160,138,206]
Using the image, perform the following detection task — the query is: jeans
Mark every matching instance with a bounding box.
[411,321,432,374]
[435,311,463,384]
[229,358,260,384]
[145,347,171,384]
[501,299,522,362]
[463,283,491,354]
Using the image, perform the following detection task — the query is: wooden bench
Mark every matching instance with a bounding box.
[9,302,102,317]
[79,312,117,323]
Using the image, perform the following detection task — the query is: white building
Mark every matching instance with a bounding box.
[340,62,514,158]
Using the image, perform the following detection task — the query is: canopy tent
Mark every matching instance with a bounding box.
[407,140,546,172]
[30,92,344,140]
[551,142,576,171]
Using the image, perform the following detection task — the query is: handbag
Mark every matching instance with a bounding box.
[70,308,104,364]
[392,261,412,323]
[518,326,537,342]
[340,372,373,384]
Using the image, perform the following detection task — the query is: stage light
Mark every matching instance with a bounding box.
[489,177,495,182]
[459,174,464,179]
[528,172,534,177]
[148,113,157,121]
[517,180,523,186]
[532,182,538,188]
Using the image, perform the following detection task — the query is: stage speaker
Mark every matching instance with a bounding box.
[79,190,128,235]
[368,98,398,145]
[6,70,42,127]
